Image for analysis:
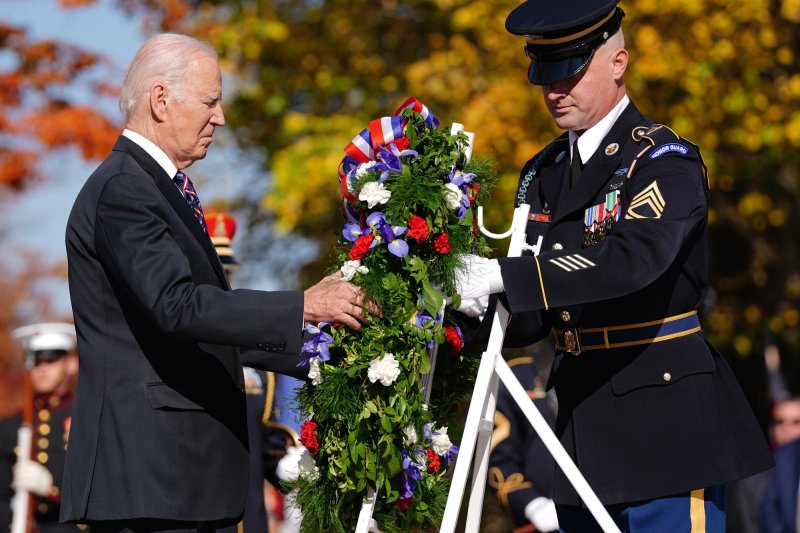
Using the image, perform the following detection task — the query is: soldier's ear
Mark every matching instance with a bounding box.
[611,48,628,80]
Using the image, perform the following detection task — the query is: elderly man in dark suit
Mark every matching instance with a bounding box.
[456,0,773,531]
[61,33,372,533]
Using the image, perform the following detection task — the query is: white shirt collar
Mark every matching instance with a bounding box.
[122,128,179,179]
[569,94,630,165]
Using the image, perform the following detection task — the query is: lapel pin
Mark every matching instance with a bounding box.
[555,151,566,164]
[605,143,619,156]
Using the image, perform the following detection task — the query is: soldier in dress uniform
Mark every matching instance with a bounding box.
[488,353,558,533]
[0,323,81,533]
[205,212,299,533]
[454,0,774,530]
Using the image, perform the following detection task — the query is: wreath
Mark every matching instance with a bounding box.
[290,97,496,532]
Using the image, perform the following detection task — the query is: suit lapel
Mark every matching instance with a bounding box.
[113,137,229,287]
[538,137,569,214]
[551,103,645,225]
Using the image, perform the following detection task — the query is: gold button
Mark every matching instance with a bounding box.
[49,396,60,407]
[560,311,571,322]
[39,424,51,436]
[37,438,49,450]
[663,372,672,382]
[38,503,48,513]
[38,410,51,422]
[36,451,48,463]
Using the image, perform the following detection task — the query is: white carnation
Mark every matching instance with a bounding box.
[308,356,322,386]
[355,162,376,178]
[367,352,401,387]
[403,424,418,446]
[443,183,463,210]
[297,448,320,481]
[431,426,453,456]
[359,181,392,208]
[340,259,369,281]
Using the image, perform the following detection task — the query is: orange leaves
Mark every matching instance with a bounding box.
[0,150,37,190]
[27,104,119,160]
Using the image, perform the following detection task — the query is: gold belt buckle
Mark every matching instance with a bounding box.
[560,328,582,355]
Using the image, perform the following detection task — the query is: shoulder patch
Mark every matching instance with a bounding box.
[649,143,689,159]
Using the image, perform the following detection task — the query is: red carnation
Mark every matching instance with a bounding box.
[472,216,479,236]
[349,233,374,260]
[467,182,481,203]
[433,232,452,254]
[407,215,429,242]
[444,325,464,355]
[300,420,320,455]
[397,497,412,510]
[426,447,441,473]
[392,137,411,151]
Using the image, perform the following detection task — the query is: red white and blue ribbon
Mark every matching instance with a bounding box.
[339,96,439,207]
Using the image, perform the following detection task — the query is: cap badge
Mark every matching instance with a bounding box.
[605,143,619,156]
[555,151,566,164]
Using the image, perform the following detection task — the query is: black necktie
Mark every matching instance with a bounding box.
[173,171,207,232]
[570,149,583,189]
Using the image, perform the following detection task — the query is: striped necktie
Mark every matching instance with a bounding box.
[173,170,207,232]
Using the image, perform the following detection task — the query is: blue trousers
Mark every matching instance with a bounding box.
[557,485,726,533]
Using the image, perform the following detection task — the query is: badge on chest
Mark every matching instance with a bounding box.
[583,190,621,248]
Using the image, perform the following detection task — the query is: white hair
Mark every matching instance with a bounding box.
[119,33,218,122]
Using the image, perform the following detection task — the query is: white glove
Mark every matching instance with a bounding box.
[455,294,489,319]
[454,256,504,301]
[12,460,53,497]
[276,445,305,482]
[525,496,559,532]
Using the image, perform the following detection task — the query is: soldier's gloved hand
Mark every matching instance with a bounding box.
[525,496,559,532]
[455,294,490,319]
[453,255,504,301]
[12,460,53,496]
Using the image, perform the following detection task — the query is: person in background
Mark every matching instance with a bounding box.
[771,397,800,448]
[487,352,558,533]
[205,211,300,533]
[455,0,774,530]
[62,33,374,533]
[0,323,81,533]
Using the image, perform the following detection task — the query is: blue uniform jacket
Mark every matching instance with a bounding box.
[496,101,773,506]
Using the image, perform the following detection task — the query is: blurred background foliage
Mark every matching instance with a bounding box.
[2,0,799,424]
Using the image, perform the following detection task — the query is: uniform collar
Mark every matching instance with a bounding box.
[569,94,630,164]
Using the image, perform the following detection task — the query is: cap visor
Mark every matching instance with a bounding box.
[528,50,594,85]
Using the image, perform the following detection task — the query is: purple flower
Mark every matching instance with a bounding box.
[448,169,477,219]
[373,144,418,182]
[367,212,408,258]
[343,222,367,242]
[400,450,424,499]
[297,322,333,366]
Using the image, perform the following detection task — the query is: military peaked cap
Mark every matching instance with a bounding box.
[506,0,625,85]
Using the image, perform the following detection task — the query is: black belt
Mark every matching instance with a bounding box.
[554,311,701,355]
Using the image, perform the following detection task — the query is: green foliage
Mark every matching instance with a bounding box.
[288,110,494,529]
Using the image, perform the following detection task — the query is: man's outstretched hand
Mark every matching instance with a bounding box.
[303,272,381,330]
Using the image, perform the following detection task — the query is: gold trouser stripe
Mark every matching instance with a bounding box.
[524,8,616,45]
[507,356,535,368]
[534,255,549,310]
[690,488,706,533]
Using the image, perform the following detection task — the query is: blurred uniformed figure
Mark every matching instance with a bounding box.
[205,212,299,533]
[488,355,557,533]
[0,323,81,533]
[454,0,774,531]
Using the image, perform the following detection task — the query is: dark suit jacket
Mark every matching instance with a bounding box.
[760,439,799,533]
[61,136,306,525]
[497,102,773,505]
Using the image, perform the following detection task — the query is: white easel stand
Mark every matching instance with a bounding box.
[438,204,621,533]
